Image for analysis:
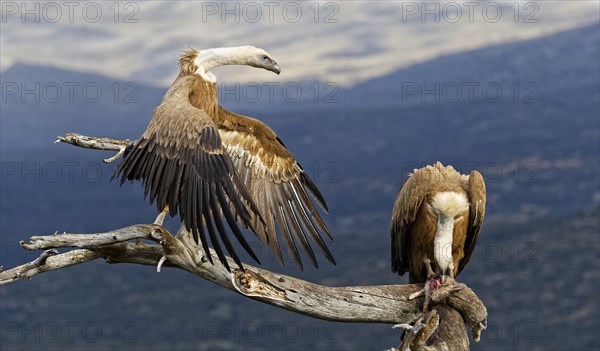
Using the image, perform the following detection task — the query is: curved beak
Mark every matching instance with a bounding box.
[270,62,281,75]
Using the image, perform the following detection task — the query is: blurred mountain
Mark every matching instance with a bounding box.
[1,1,598,86]
[342,22,600,106]
[1,24,599,350]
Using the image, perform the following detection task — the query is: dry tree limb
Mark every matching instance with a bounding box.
[447,286,488,342]
[2,224,423,324]
[393,309,440,351]
[55,132,130,151]
[393,280,481,351]
[1,224,487,350]
[1,249,101,285]
[0,132,488,350]
[55,132,130,163]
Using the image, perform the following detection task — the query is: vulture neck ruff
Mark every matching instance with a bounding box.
[430,191,469,274]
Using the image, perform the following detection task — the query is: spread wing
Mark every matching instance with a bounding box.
[391,167,435,276]
[457,170,486,274]
[114,84,262,272]
[216,107,335,270]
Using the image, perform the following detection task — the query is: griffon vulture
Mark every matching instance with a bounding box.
[391,162,486,284]
[115,46,334,271]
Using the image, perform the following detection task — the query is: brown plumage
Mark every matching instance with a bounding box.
[391,162,486,283]
[115,46,334,271]
[215,107,334,270]
[115,75,260,271]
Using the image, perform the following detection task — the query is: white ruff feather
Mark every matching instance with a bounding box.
[430,191,469,273]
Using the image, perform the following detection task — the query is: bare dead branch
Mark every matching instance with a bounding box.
[1,249,101,285]
[103,146,127,163]
[55,132,130,151]
[4,224,423,324]
[1,132,488,350]
[394,309,440,351]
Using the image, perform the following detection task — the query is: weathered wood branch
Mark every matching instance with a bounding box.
[4,224,423,323]
[55,132,130,163]
[0,133,488,350]
[56,132,130,151]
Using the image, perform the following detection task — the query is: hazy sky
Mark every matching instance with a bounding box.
[1,1,598,87]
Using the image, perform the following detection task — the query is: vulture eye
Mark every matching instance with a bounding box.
[262,55,268,60]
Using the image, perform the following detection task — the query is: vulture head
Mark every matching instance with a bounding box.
[242,46,281,74]
[179,45,281,81]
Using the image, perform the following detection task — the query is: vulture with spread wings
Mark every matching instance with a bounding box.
[115,46,334,271]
